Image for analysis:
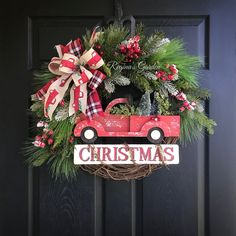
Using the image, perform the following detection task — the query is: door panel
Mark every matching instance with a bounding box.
[1,0,236,236]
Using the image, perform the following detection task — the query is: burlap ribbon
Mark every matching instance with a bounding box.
[33,34,106,120]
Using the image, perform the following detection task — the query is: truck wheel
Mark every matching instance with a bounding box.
[147,127,164,144]
[80,127,98,144]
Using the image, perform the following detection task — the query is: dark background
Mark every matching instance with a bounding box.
[1,0,236,235]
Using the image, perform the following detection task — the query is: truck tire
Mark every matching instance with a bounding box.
[147,127,164,144]
[80,127,98,144]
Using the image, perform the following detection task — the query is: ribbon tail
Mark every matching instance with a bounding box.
[69,83,87,116]
[86,89,103,119]
[44,74,73,120]
[32,77,58,101]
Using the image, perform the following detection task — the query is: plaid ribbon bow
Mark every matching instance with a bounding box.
[33,36,106,120]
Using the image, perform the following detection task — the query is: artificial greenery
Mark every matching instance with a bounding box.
[24,23,216,179]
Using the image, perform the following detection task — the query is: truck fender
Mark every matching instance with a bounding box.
[140,121,171,137]
[74,120,106,137]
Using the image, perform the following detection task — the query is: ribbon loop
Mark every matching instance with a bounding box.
[79,48,104,69]
[55,38,83,58]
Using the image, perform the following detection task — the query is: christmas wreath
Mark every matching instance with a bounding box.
[24,24,216,180]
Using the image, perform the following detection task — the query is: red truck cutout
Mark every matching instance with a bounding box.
[74,98,180,144]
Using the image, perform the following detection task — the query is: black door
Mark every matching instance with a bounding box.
[1,0,235,236]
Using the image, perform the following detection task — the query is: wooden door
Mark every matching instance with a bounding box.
[1,0,236,236]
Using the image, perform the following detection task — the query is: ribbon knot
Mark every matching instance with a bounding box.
[33,33,106,120]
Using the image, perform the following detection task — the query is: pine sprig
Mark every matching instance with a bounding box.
[49,117,75,148]
[110,104,136,116]
[24,141,51,167]
[180,110,216,143]
[49,144,78,180]
[32,63,55,91]
[104,72,130,93]
[130,73,151,92]
[142,31,166,55]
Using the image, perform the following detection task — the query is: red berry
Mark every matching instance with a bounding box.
[134,35,140,42]
[127,43,132,49]
[120,44,126,52]
[35,135,41,141]
[172,69,178,74]
[47,130,54,136]
[169,65,178,74]
[155,72,162,78]
[69,136,74,143]
[47,138,54,145]
[183,101,189,107]
[168,74,174,80]
[42,133,48,140]
[128,48,134,54]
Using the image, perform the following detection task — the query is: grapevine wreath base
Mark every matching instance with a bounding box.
[24,24,216,180]
[80,138,177,180]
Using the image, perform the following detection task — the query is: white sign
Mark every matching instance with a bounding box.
[74,144,179,165]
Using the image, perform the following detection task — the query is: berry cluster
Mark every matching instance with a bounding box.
[33,130,54,148]
[155,64,178,81]
[32,121,54,148]
[119,35,141,62]
[175,92,196,112]
[180,101,196,112]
